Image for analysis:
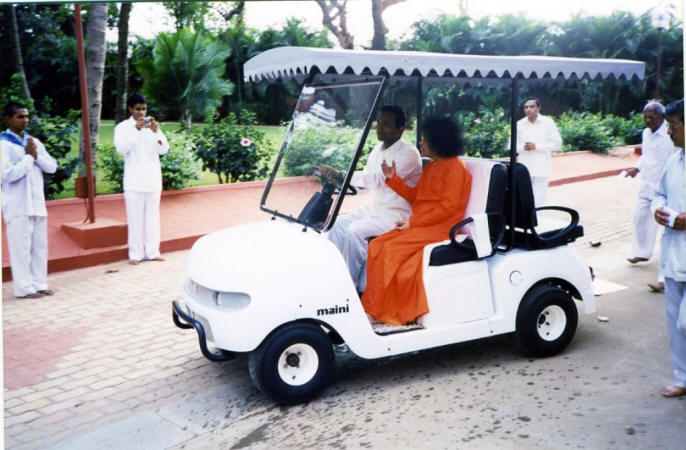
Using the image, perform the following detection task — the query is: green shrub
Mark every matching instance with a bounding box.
[97,144,124,192]
[618,112,645,146]
[557,111,617,154]
[282,125,375,177]
[192,114,270,183]
[97,130,201,193]
[457,107,510,158]
[33,113,81,199]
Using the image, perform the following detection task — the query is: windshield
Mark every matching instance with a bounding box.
[261,78,385,231]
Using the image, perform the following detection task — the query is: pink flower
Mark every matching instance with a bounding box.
[240,138,251,147]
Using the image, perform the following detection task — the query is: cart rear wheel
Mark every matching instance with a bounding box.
[514,285,578,357]
[249,322,334,405]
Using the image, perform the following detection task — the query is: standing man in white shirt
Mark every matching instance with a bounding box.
[516,97,563,206]
[1,102,57,298]
[326,105,422,293]
[651,99,686,398]
[114,93,169,265]
[626,101,675,293]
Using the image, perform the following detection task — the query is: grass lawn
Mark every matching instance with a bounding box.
[54,121,287,199]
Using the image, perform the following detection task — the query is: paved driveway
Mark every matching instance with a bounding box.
[3,176,685,449]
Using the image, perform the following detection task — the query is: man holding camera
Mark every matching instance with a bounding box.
[114,93,169,265]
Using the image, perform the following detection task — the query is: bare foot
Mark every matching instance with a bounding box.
[128,259,140,265]
[37,289,54,296]
[149,256,165,262]
[647,282,664,293]
[627,257,649,264]
[661,385,686,398]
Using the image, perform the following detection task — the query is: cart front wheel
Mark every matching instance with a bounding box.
[514,285,578,357]
[249,322,334,405]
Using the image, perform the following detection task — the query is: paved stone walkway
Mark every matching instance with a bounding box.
[6,173,685,449]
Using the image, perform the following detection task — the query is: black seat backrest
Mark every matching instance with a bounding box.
[504,162,538,229]
[485,163,507,239]
[504,162,583,249]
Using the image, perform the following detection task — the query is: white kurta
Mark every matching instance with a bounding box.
[114,117,169,261]
[516,114,562,206]
[630,121,675,263]
[328,138,422,291]
[651,149,686,388]
[1,129,57,297]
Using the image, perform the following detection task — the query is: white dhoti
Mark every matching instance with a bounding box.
[124,190,161,261]
[664,278,686,388]
[328,210,398,292]
[531,176,549,207]
[5,215,48,297]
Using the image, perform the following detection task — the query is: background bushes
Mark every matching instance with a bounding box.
[97,130,202,193]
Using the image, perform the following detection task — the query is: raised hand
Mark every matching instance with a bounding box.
[381,160,397,179]
[25,137,38,159]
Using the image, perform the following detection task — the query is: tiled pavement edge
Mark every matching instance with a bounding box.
[4,174,675,449]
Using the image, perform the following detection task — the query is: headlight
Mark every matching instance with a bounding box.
[185,279,251,311]
[214,291,250,310]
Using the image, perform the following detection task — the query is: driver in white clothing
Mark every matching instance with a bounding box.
[326,105,422,293]
[114,93,169,265]
[1,102,57,298]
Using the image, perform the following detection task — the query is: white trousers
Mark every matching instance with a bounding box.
[5,215,48,297]
[124,190,162,261]
[630,183,663,282]
[328,210,397,292]
[531,176,549,207]
[664,277,686,387]
[630,183,659,259]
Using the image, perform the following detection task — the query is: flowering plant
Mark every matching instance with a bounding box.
[240,138,252,147]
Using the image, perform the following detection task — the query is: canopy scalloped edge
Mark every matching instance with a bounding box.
[244,46,645,83]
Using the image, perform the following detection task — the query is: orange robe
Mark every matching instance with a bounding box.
[361,157,472,324]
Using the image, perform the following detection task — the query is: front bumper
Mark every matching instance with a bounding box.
[172,300,235,362]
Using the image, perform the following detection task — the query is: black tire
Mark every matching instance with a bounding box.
[513,284,578,357]
[248,322,334,405]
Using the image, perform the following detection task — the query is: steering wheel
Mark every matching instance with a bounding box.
[316,166,357,196]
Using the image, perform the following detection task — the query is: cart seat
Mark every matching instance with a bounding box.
[428,158,507,266]
[504,163,583,249]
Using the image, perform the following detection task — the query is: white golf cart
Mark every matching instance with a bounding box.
[173,47,645,405]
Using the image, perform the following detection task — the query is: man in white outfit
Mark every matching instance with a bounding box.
[626,101,675,293]
[114,93,169,265]
[651,99,686,398]
[1,102,57,298]
[516,97,563,206]
[326,105,422,293]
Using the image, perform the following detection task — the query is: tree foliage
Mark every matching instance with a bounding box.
[97,131,202,192]
[138,28,234,127]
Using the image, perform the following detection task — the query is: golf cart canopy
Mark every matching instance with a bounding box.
[244,46,645,82]
[245,47,645,233]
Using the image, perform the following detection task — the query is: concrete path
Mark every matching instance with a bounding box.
[4,173,685,449]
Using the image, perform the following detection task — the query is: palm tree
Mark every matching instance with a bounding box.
[139,28,234,128]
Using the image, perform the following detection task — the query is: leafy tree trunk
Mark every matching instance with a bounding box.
[370,0,406,50]
[84,3,107,157]
[5,4,32,100]
[114,2,132,123]
[315,0,354,49]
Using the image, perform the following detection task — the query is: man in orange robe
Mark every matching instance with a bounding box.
[362,117,472,325]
